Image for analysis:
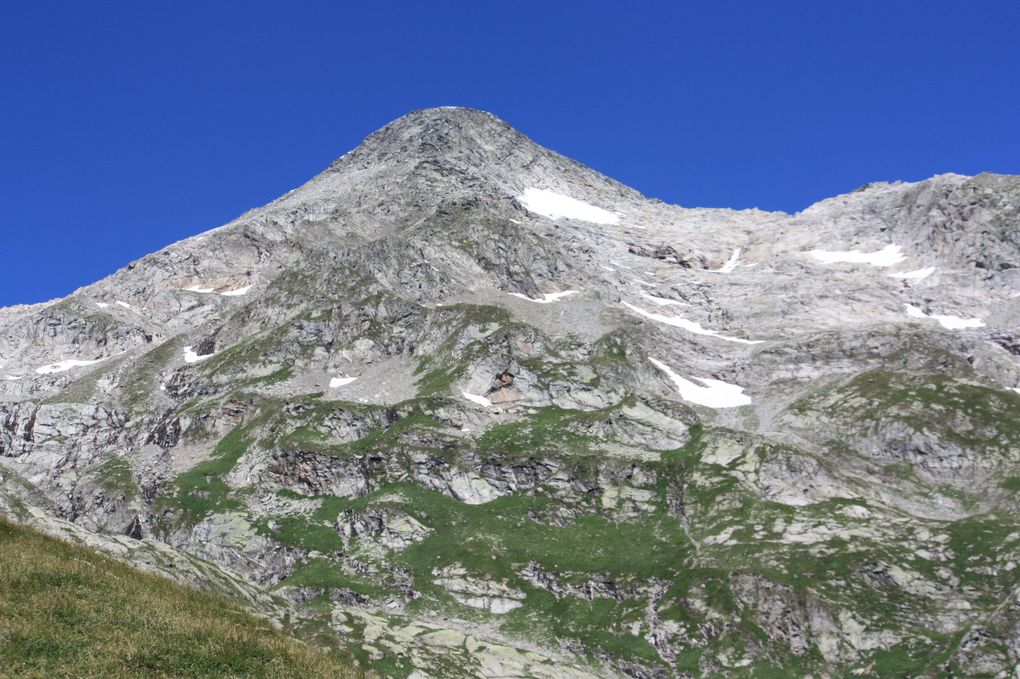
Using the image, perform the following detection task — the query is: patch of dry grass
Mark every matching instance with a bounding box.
[0,517,364,678]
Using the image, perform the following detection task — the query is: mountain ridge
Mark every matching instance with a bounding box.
[2,108,1020,677]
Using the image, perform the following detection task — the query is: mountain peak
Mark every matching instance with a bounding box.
[328,106,532,173]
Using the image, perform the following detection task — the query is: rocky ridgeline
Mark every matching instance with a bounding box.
[2,107,1020,678]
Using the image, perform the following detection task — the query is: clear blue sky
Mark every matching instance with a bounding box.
[2,2,1018,306]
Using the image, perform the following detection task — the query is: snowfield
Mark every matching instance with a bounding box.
[36,357,106,375]
[508,290,580,303]
[183,346,213,363]
[622,302,763,345]
[518,188,619,225]
[808,244,904,267]
[712,248,741,273]
[329,376,357,388]
[889,267,935,281]
[221,284,253,297]
[648,358,751,408]
[904,304,984,330]
[462,391,492,407]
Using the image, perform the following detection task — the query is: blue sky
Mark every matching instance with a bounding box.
[2,1,1018,305]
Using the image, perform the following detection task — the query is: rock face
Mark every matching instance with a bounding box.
[3,107,1020,678]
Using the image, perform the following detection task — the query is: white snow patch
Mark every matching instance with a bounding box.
[1012,388,1020,395]
[648,358,751,408]
[808,244,905,267]
[639,292,686,307]
[35,357,106,375]
[221,284,253,297]
[329,376,357,388]
[711,248,741,273]
[518,188,619,225]
[622,302,763,345]
[115,300,131,309]
[889,267,935,281]
[183,346,213,363]
[508,290,580,304]
[461,391,492,407]
[904,304,985,330]
[95,302,110,309]
[184,284,217,294]
[5,375,24,381]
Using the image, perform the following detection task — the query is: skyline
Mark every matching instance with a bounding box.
[2,1,1019,305]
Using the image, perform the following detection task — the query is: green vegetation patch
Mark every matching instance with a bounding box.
[157,425,254,528]
[0,517,362,678]
[793,370,1020,451]
[92,457,138,499]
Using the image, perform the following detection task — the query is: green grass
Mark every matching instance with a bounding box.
[275,402,444,459]
[475,405,614,457]
[796,370,1020,452]
[999,476,1020,491]
[156,425,254,528]
[119,337,183,411]
[254,514,343,554]
[92,458,138,499]
[0,516,363,678]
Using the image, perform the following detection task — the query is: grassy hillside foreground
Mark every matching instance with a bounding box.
[0,517,363,678]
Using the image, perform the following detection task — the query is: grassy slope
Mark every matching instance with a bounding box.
[0,517,363,679]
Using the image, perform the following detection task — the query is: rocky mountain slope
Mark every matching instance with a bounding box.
[2,107,1020,678]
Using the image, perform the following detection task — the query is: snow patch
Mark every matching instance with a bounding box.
[712,248,741,273]
[1012,388,1020,395]
[183,346,213,363]
[184,284,217,294]
[904,304,984,330]
[648,358,751,408]
[95,302,110,309]
[221,284,253,297]
[889,267,935,281]
[508,290,580,304]
[329,376,357,388]
[462,391,492,407]
[518,188,619,225]
[808,245,904,267]
[36,357,106,375]
[622,302,763,345]
[115,300,131,309]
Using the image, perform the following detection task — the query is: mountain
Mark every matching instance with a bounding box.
[2,107,1020,678]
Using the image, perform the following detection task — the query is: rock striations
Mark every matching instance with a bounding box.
[3,107,1020,677]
